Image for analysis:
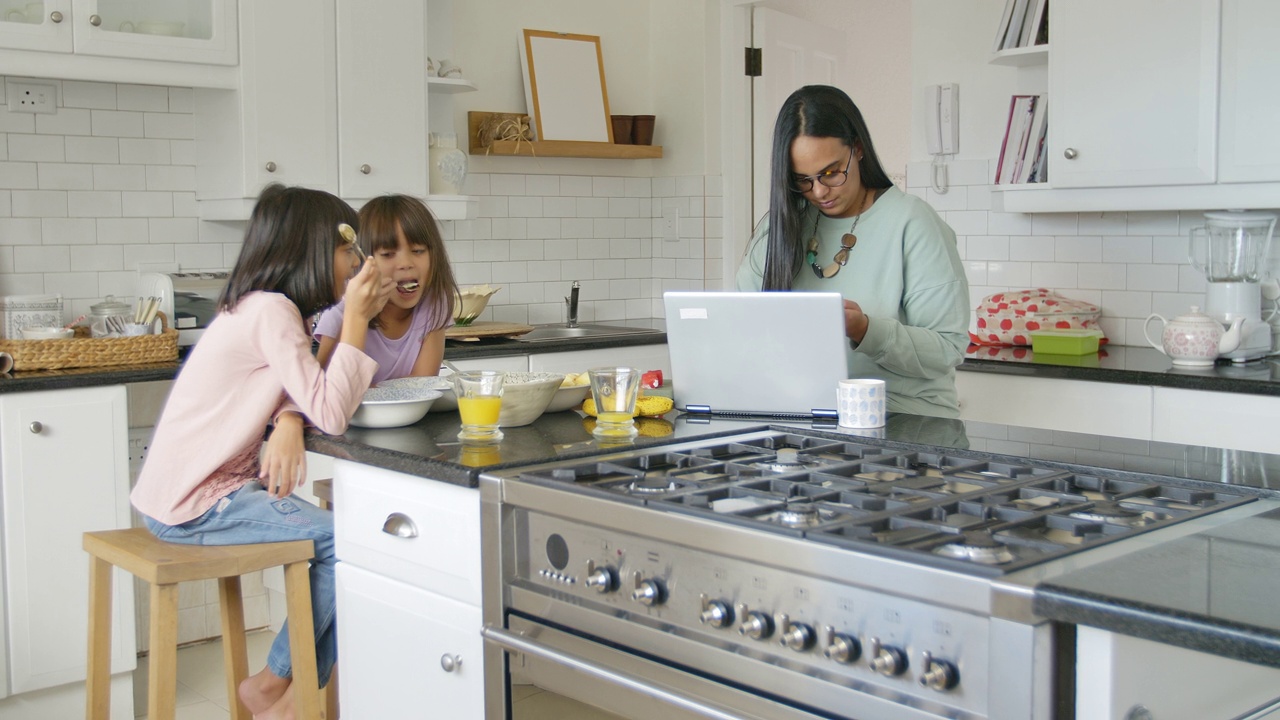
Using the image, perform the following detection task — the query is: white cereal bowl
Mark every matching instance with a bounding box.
[349,386,442,429]
[378,376,456,412]
[21,326,73,340]
[497,372,563,427]
[544,380,591,413]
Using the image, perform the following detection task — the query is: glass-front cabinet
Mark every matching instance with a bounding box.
[0,0,235,65]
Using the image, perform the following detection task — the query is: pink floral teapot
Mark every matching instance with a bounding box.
[1144,306,1244,366]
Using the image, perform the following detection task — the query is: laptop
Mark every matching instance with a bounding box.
[663,291,849,419]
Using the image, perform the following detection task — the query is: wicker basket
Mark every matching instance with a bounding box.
[0,312,178,371]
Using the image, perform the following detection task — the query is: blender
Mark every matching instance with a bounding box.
[1188,210,1278,362]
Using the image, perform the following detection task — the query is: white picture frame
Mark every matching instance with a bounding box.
[519,29,613,143]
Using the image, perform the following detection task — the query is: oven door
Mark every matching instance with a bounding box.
[483,614,828,720]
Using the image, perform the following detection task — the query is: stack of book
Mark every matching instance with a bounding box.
[995,94,1048,185]
[993,0,1048,51]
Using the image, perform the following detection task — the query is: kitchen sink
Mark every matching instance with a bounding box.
[514,323,664,342]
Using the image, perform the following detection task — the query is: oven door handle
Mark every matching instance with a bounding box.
[481,625,748,720]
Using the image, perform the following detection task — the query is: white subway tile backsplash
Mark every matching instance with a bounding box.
[1054,236,1102,263]
[168,88,194,114]
[14,244,69,272]
[0,111,34,133]
[13,190,67,217]
[524,174,559,196]
[146,164,196,191]
[987,211,1032,235]
[38,163,93,190]
[35,107,92,136]
[1125,263,1179,292]
[987,261,1032,287]
[1078,263,1127,290]
[1030,262,1078,288]
[575,197,608,218]
[624,177,651,198]
[173,190,199,217]
[507,196,542,218]
[91,110,144,138]
[966,235,1009,261]
[1078,212,1128,235]
[608,197,639,218]
[1009,235,1053,262]
[10,133,66,162]
[149,217,198,244]
[490,218,527,240]
[119,138,170,165]
[117,84,169,112]
[544,239,576,259]
[65,136,119,164]
[477,195,508,218]
[489,174,526,196]
[0,190,10,216]
[123,191,172,217]
[0,218,41,245]
[142,112,193,139]
[173,243,224,269]
[122,243,174,270]
[1030,213,1078,236]
[1102,235,1153,264]
[45,271,99,299]
[593,176,625,197]
[69,191,122,217]
[62,81,117,110]
[70,244,123,271]
[560,176,592,196]
[510,239,543,262]
[41,218,95,245]
[1127,211,1180,236]
[0,161,37,189]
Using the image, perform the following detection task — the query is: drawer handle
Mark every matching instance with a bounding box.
[381,512,418,538]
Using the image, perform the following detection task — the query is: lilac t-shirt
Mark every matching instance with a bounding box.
[314,297,453,385]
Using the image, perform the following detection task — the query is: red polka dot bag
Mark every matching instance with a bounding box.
[971,288,1106,347]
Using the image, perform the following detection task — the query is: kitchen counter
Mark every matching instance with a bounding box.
[962,343,1280,397]
[1034,503,1280,669]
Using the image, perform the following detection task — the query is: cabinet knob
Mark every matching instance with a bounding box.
[1063,147,1079,160]
[440,653,461,672]
[29,421,43,434]
[359,164,372,175]
[381,512,418,538]
[49,10,62,23]
[89,14,101,26]
[264,161,277,173]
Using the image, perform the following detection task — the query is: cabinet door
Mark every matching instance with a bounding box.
[954,372,1153,440]
[528,344,671,378]
[1049,0,1218,188]
[0,387,135,695]
[336,563,484,720]
[335,0,429,200]
[0,0,71,52]
[69,0,237,65]
[1219,0,1280,182]
[198,0,337,201]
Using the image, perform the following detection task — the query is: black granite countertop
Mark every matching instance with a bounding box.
[962,344,1280,397]
[1034,503,1280,669]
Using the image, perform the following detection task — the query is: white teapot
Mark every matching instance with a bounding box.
[1144,306,1243,366]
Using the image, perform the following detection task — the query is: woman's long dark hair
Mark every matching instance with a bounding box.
[358,194,458,331]
[762,85,893,290]
[219,184,359,319]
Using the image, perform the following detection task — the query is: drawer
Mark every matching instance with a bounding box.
[332,460,481,605]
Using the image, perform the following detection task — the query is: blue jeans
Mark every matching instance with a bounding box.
[144,482,337,687]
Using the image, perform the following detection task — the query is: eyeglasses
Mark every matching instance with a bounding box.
[789,150,854,193]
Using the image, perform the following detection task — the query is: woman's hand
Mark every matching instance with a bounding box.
[843,299,870,344]
[344,258,394,322]
[260,412,306,498]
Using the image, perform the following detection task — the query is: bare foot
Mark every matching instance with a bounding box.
[256,682,296,720]
[238,668,290,716]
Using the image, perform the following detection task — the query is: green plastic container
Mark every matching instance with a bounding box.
[1029,329,1102,356]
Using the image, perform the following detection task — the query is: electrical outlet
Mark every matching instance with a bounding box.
[7,81,57,114]
[663,206,679,242]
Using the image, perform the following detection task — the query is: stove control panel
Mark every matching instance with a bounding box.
[517,514,987,713]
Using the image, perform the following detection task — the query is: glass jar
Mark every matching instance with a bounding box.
[89,295,132,338]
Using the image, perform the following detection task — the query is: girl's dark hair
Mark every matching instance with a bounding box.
[762,85,893,290]
[219,184,359,318]
[358,194,458,331]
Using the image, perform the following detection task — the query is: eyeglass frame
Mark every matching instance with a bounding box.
[788,148,856,193]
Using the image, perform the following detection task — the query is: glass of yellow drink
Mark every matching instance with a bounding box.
[587,366,641,440]
[453,370,505,443]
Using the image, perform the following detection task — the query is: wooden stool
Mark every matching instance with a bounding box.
[313,478,333,511]
[83,528,323,720]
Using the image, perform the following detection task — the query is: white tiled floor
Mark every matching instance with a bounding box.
[134,630,621,719]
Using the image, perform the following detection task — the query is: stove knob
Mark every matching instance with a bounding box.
[822,626,861,664]
[739,611,774,641]
[699,596,734,628]
[584,561,618,593]
[919,651,959,692]
[866,637,908,677]
[631,577,666,606]
[780,622,815,652]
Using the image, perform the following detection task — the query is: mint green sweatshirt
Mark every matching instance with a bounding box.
[736,187,970,418]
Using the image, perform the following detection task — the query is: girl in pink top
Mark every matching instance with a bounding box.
[132,184,392,720]
[313,194,458,383]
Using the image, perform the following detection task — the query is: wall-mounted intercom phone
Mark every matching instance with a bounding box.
[925,83,958,192]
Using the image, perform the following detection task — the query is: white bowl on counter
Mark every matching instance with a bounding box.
[21,326,74,340]
[544,379,591,413]
[378,376,456,412]
[497,372,564,427]
[349,386,442,429]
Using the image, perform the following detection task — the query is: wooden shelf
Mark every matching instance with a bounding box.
[467,111,662,159]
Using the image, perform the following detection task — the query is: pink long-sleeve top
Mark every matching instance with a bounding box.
[131,291,377,526]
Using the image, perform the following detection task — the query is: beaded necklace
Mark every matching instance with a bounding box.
[804,187,871,279]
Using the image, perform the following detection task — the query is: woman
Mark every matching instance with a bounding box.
[736,85,970,418]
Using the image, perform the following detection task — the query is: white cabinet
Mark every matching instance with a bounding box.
[1218,0,1280,183]
[1048,0,1218,189]
[0,0,237,87]
[1076,627,1280,720]
[336,564,483,720]
[954,372,1154,441]
[196,0,433,219]
[0,386,134,697]
[528,344,671,378]
[332,459,484,716]
[1151,387,1280,454]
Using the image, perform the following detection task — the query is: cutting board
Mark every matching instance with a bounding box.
[446,321,534,340]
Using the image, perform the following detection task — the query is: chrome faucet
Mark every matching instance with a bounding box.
[565,281,580,328]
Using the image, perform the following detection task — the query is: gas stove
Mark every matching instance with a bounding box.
[514,432,1251,576]
[480,429,1260,720]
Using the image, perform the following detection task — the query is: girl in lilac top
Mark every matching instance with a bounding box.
[313,195,458,384]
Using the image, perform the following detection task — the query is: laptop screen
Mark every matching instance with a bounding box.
[663,291,849,418]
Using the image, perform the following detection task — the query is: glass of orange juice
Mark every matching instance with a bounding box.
[453,370,505,443]
[587,366,641,440]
